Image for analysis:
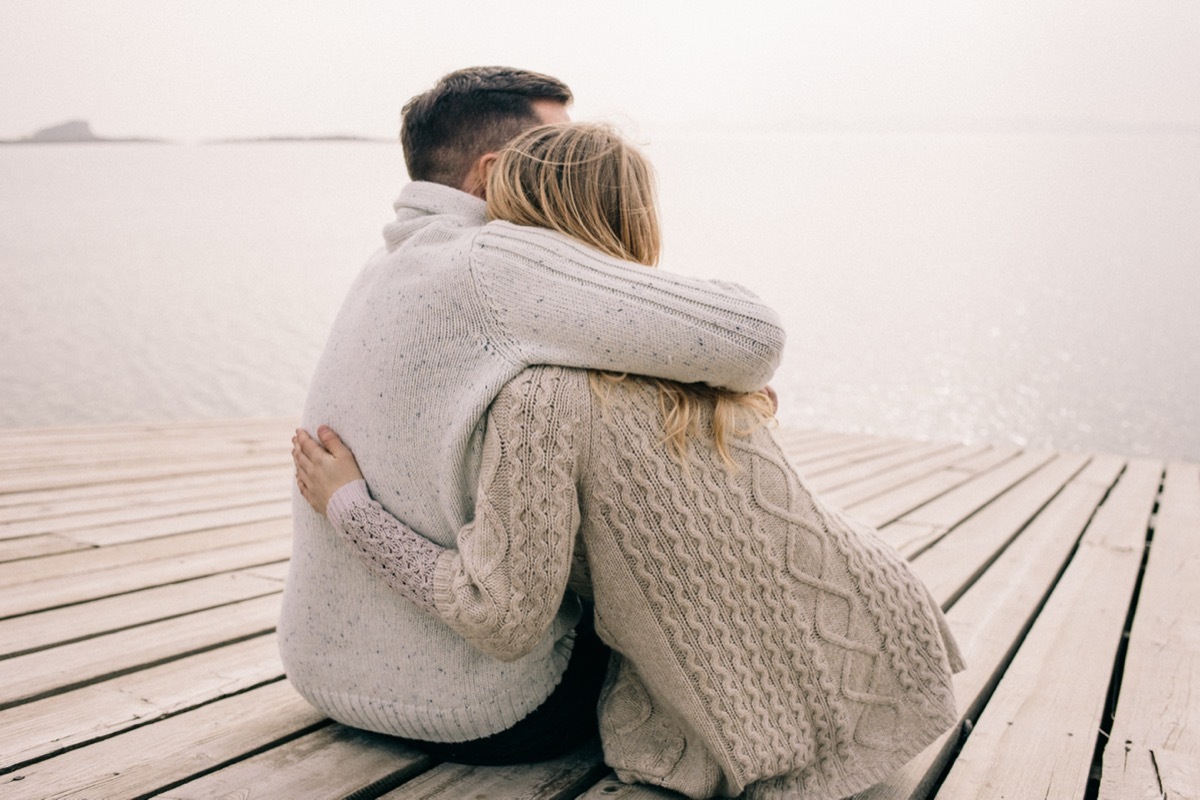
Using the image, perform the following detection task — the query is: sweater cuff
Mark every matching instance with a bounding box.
[326,478,371,526]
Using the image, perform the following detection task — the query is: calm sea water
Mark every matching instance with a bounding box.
[2,133,1197,460]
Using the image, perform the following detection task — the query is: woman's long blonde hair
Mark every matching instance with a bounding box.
[486,123,773,464]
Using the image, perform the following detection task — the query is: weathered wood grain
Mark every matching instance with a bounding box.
[0,635,283,769]
[159,724,433,800]
[934,459,1162,798]
[0,535,290,617]
[379,740,609,800]
[0,564,285,656]
[0,680,324,800]
[1100,461,1200,800]
[2,420,1194,800]
[0,594,280,706]
[854,457,1124,799]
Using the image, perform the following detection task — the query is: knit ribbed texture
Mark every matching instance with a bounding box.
[279,181,786,744]
[321,366,963,797]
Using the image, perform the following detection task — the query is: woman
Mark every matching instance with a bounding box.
[293,123,963,799]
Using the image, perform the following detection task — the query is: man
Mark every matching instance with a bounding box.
[279,66,785,762]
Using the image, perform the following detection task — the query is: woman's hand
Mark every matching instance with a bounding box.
[292,425,364,516]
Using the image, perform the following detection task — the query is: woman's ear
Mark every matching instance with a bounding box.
[461,152,499,199]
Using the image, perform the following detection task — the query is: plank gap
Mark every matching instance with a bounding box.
[1082,465,1165,800]
[927,456,1094,610]
[0,628,277,712]
[0,673,292,777]
[0,588,283,661]
[128,718,334,800]
[932,481,1112,779]
[0,556,289,621]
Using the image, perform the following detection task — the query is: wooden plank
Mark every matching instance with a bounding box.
[0,517,287,588]
[786,434,899,467]
[577,775,688,798]
[0,564,286,657]
[819,443,996,507]
[156,724,433,800]
[771,427,833,451]
[379,740,609,800]
[874,520,944,557]
[0,433,286,466]
[854,464,1121,799]
[1100,461,1200,799]
[0,635,283,769]
[1072,453,1128,488]
[0,533,90,562]
[896,448,1057,530]
[0,416,294,443]
[832,445,1020,526]
[0,418,291,448]
[791,439,916,476]
[0,452,289,494]
[0,465,288,514]
[934,459,1162,798]
[0,479,287,535]
[0,680,324,800]
[63,499,292,546]
[0,594,280,707]
[805,441,962,493]
[907,453,1090,603]
[0,437,288,473]
[0,535,290,617]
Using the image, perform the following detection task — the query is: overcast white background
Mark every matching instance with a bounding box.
[3,0,1197,142]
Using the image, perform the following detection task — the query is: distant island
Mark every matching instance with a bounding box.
[0,119,169,145]
[2,119,388,145]
[1,119,168,144]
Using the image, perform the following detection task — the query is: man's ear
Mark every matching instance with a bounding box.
[461,152,499,199]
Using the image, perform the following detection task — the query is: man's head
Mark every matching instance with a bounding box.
[400,66,572,194]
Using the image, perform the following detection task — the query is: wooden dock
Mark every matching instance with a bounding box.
[1,418,1196,799]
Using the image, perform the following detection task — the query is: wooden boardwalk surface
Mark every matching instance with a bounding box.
[1,418,1196,799]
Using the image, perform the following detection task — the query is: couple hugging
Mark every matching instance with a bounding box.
[280,66,963,800]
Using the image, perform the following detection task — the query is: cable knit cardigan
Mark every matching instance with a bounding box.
[325,366,965,799]
[280,182,786,745]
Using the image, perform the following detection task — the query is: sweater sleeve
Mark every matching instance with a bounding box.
[325,479,443,616]
[323,368,585,663]
[471,222,786,393]
[431,367,585,661]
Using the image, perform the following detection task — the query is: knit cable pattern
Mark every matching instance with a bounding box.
[319,367,960,798]
[434,367,583,662]
[586,378,959,798]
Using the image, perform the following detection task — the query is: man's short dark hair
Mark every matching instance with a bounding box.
[401,66,573,189]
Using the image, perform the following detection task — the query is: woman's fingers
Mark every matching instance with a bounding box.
[292,435,318,475]
[291,427,360,517]
[295,428,330,461]
[316,425,351,458]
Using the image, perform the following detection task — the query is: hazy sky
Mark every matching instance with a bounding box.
[2,0,1198,141]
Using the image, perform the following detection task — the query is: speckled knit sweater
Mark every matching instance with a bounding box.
[325,366,965,799]
[279,181,786,745]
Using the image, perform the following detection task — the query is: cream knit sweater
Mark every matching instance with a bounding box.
[279,182,787,744]
[326,367,964,799]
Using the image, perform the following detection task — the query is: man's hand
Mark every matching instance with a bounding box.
[292,425,364,516]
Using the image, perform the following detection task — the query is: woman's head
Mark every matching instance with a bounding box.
[486,123,661,267]
[488,123,771,464]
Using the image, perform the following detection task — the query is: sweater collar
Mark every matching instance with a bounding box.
[383,181,487,251]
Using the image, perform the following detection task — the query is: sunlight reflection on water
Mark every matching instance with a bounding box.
[2,135,1197,460]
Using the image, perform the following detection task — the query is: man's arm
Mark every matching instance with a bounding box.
[472,222,785,393]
